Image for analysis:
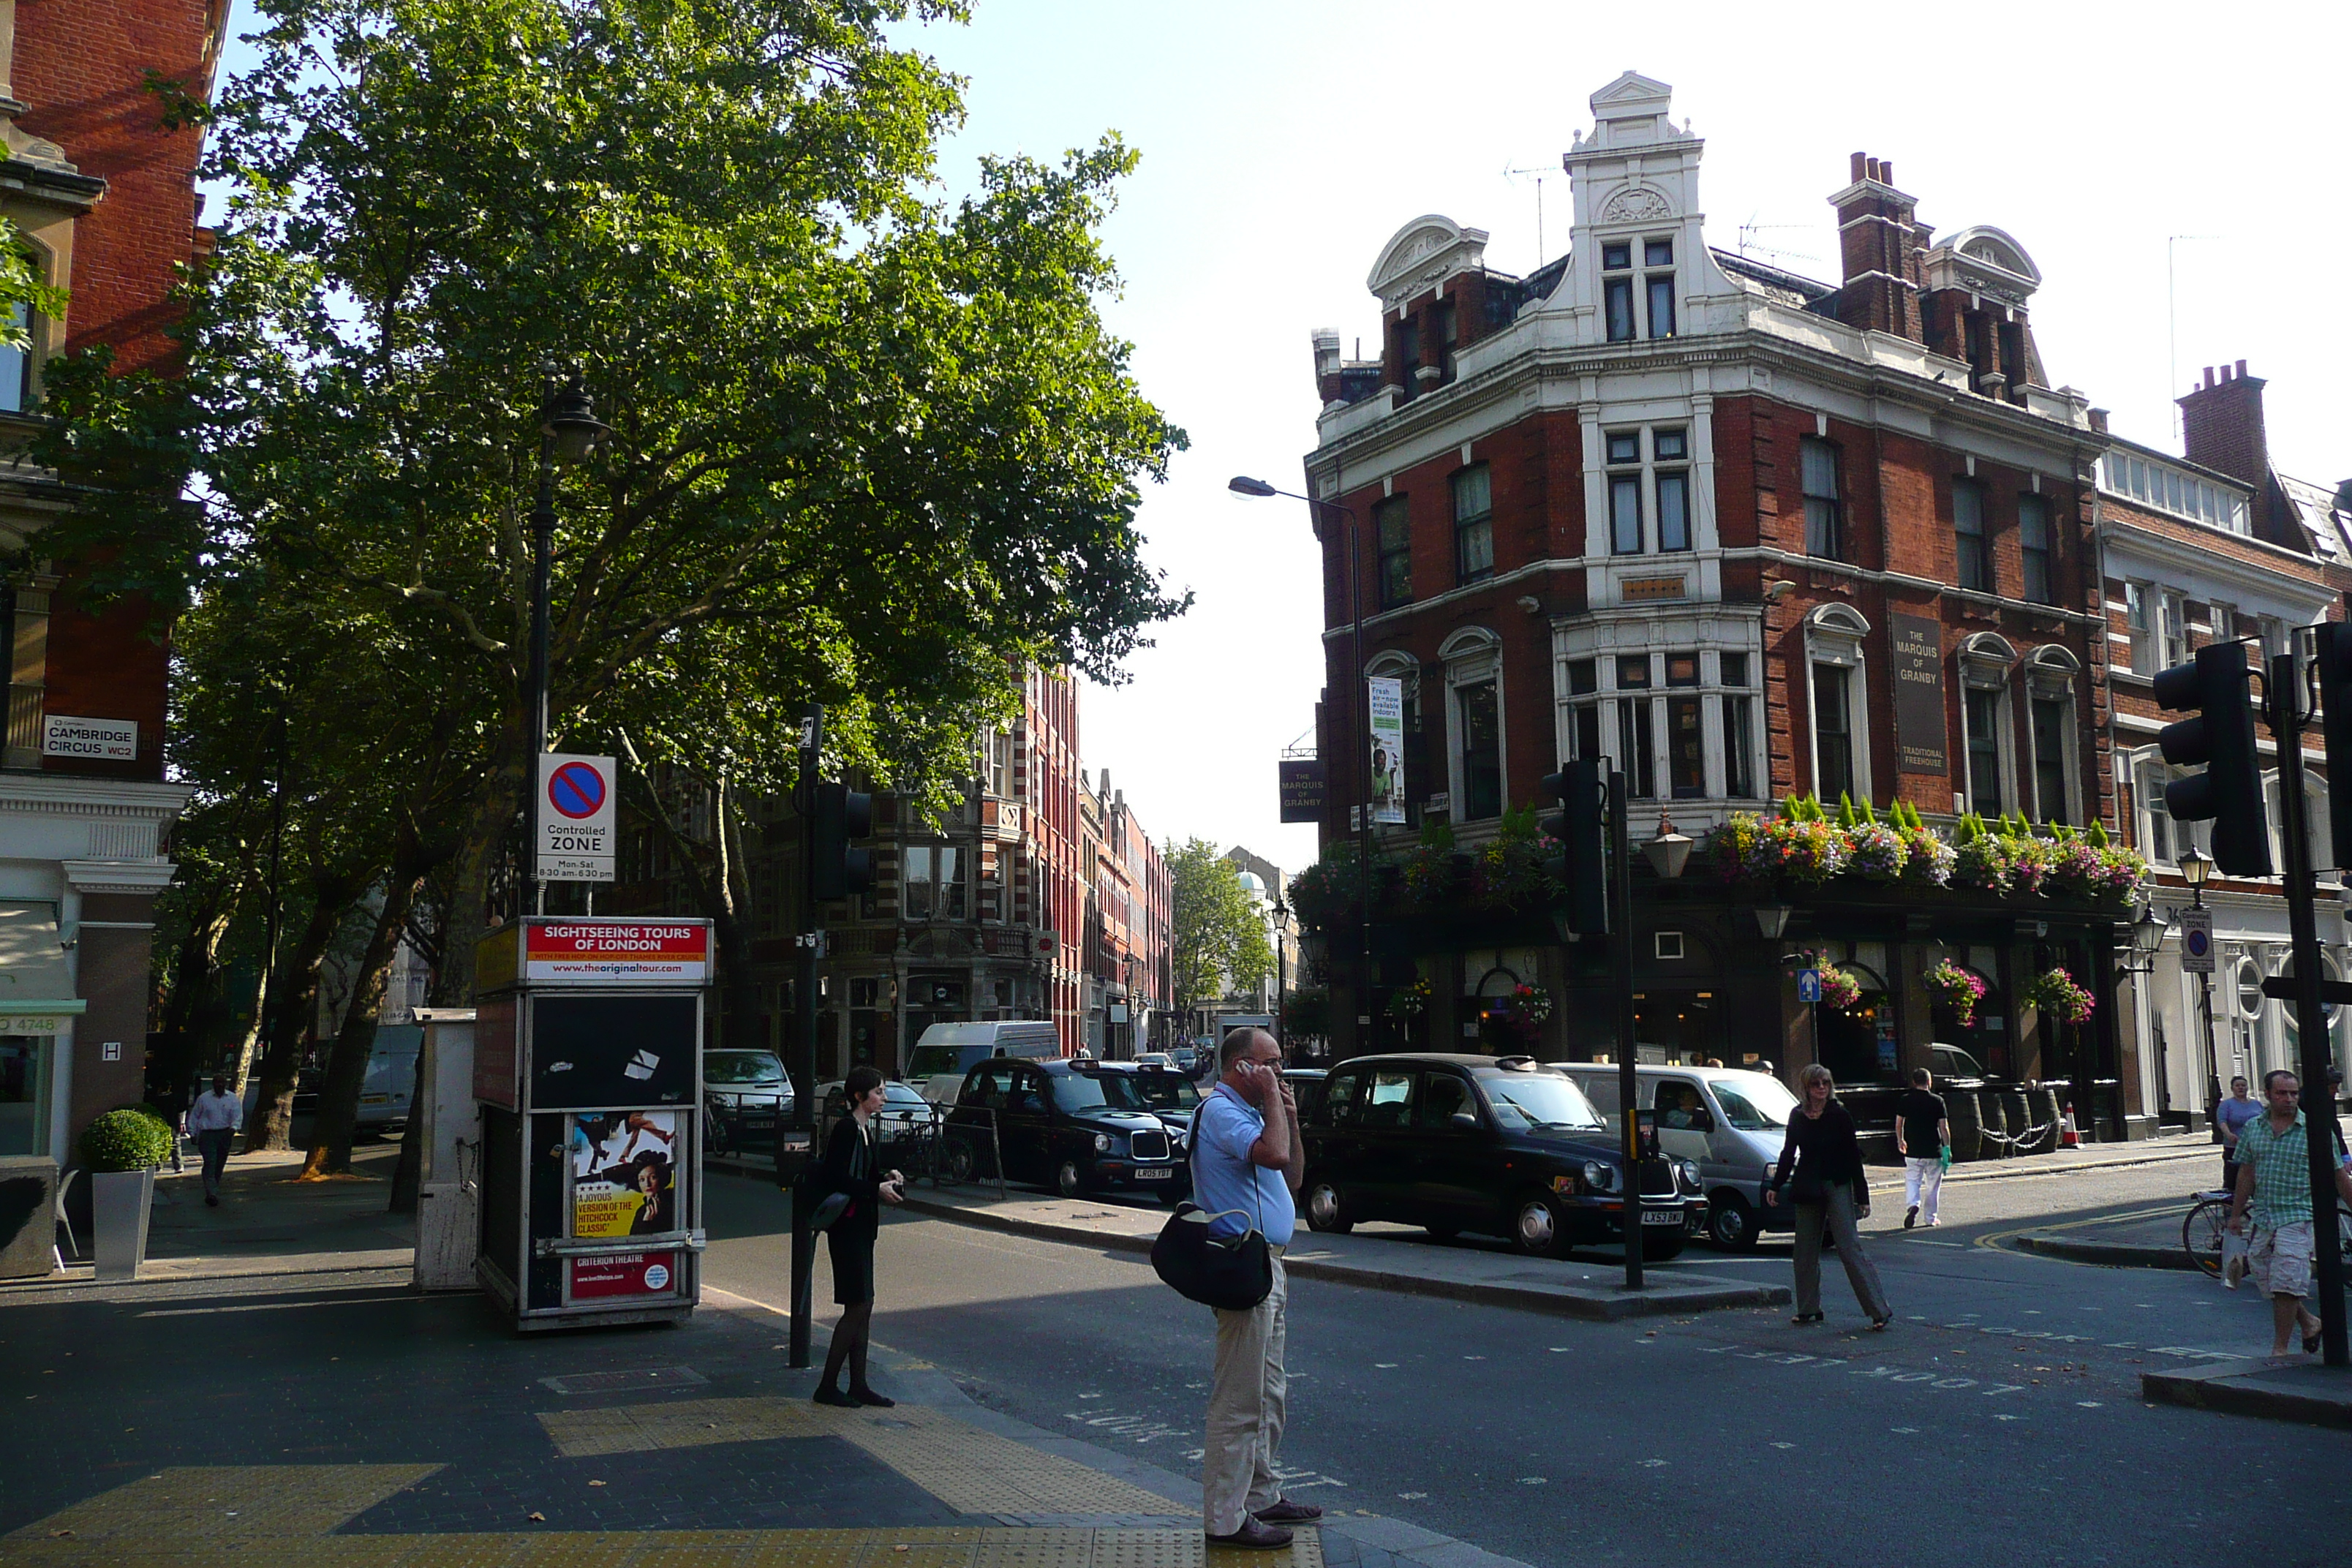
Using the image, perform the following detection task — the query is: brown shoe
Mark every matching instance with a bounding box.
[1257,1499,1323,1524]
[1206,1519,1293,1550]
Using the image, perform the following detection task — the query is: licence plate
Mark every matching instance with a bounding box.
[1134,1167,1174,1181]
[1640,1208,1683,1226]
[360,1095,390,1105]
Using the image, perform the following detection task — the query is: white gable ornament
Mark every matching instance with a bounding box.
[1600,186,1672,222]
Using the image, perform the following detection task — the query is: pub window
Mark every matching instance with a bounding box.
[1964,687,2006,817]
[1457,679,1503,821]
[2031,693,2071,824]
[1812,662,1855,803]
[2019,492,2054,604]
[1616,655,1655,800]
[1953,479,1991,592]
[1452,464,1494,586]
[1375,494,1413,608]
[1567,657,1601,763]
[1801,437,1844,559]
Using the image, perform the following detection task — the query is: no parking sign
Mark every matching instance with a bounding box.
[537,753,616,882]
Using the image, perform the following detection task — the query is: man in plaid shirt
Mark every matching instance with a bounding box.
[2227,1069,2352,1357]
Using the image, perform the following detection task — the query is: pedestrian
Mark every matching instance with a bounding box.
[812,1065,905,1408]
[1765,1063,1891,1330]
[1893,1068,1950,1229]
[185,1074,241,1207]
[2215,1075,2261,1194]
[1194,1027,1318,1550]
[2225,1069,2352,1358]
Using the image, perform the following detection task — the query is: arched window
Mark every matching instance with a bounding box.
[2024,645,2081,823]
[1958,633,2016,818]
[1439,627,1504,822]
[1804,605,1872,806]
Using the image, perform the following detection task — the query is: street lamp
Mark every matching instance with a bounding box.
[2176,846,2221,1119]
[2179,847,2212,905]
[2125,902,2166,975]
[1642,812,1693,881]
[1272,892,1292,1054]
[1231,475,1371,1056]
[524,371,608,915]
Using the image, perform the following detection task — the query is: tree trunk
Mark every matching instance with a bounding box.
[437,739,527,1005]
[303,870,423,1177]
[715,774,764,1051]
[244,875,364,1152]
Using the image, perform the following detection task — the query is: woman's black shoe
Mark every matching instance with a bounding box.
[813,1387,859,1407]
[851,1388,895,1408]
[1791,1311,1824,1325]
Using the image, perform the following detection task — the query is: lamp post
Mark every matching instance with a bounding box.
[524,371,608,916]
[1272,893,1292,1056]
[1231,475,1371,1056]
[1123,949,1139,1058]
[2179,847,2223,1117]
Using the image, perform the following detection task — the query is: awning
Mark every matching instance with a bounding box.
[0,902,85,1018]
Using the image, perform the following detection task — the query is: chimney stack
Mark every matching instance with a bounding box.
[2179,358,2272,513]
[1832,151,1924,342]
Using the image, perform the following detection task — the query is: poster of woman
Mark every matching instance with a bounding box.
[571,1110,679,1237]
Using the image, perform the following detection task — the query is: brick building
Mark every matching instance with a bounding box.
[0,0,216,1162]
[2103,365,2352,1128]
[1294,72,2157,1134]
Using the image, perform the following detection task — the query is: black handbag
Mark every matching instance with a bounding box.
[1151,1104,1274,1311]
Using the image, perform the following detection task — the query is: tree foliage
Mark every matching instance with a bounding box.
[1168,840,1272,1017]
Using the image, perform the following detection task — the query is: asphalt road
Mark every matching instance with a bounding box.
[702,1156,2351,1568]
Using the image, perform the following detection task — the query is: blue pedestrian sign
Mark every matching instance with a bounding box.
[1796,968,1823,1003]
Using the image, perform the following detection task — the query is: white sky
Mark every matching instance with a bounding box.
[214,1,2352,883]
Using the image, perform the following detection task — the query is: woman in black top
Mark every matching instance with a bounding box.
[814,1065,905,1407]
[1765,1063,1891,1329]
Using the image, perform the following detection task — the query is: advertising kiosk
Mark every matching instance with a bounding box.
[473,917,712,1330]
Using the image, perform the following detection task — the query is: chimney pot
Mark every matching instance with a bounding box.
[1850,151,1866,182]
[2203,367,2215,389]
[1866,157,1882,182]
[2235,358,2249,378]
[1880,160,1894,186]
[2220,365,2232,382]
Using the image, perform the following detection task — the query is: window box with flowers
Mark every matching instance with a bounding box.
[1708,797,2142,909]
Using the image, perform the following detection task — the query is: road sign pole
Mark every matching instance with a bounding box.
[2267,651,2347,1366]
[787,704,823,1369]
[1610,769,1641,1292]
[526,445,557,915]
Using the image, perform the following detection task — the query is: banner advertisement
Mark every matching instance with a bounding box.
[568,1251,678,1300]
[570,1110,682,1237]
[1367,676,1407,825]
[525,920,712,984]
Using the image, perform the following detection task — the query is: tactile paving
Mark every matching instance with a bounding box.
[2,1464,443,1545]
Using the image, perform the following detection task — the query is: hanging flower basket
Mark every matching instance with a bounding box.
[1924,959,1986,1028]
[1846,823,1907,883]
[1387,976,1431,1019]
[1815,965,1863,1010]
[1509,982,1554,1027]
[2022,966,2096,1026]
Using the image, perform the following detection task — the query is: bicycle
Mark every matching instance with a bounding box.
[2183,1191,2352,1277]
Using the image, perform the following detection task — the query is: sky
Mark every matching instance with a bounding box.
[212,1,2352,883]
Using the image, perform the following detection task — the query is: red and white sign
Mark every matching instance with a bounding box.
[524,919,711,984]
[568,1250,678,1300]
[536,753,616,883]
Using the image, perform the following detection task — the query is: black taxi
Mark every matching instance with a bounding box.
[943,1057,1189,1201]
[1299,1053,1705,1259]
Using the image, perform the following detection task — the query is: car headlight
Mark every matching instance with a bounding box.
[1581,1159,1617,1193]
[1093,1131,1114,1153]
[1678,1159,1701,1191]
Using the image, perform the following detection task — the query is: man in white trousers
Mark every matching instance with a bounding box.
[1192,1028,1315,1550]
[1893,1068,1949,1228]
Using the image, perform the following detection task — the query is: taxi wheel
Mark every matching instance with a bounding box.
[1304,1180,1354,1234]
[942,1140,975,1186]
[1708,1194,1760,1251]
[1513,1194,1570,1259]
[1056,1159,1086,1198]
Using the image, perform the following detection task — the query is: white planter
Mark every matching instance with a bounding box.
[91,1168,155,1282]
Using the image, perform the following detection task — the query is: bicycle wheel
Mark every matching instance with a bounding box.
[2182,1197,2228,1278]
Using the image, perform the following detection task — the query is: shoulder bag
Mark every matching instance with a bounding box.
[799,1121,865,1231]
[1150,1101,1274,1311]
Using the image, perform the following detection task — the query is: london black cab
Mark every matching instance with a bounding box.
[1299,1054,1705,1259]
[943,1057,1189,1200]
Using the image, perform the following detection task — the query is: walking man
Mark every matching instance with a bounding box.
[1893,1068,1950,1229]
[186,1074,242,1207]
[2227,1070,2352,1357]
[1194,1028,1316,1550]
[2215,1075,2261,1194]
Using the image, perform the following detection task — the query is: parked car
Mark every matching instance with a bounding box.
[1169,1044,1202,1074]
[1551,1063,1801,1251]
[1089,1061,1203,1136]
[902,1019,1062,1082]
[1929,1041,1992,1085]
[943,1058,1189,1201]
[1281,1067,1328,1121]
[1301,1054,1705,1259]
[1133,1051,1178,1071]
[815,1077,941,1172]
[704,1049,794,1155]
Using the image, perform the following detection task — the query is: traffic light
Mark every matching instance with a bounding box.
[810,780,873,900]
[2318,622,2352,872]
[1540,756,1607,936]
[2154,640,2271,878]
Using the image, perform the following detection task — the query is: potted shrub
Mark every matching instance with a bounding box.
[80,1107,173,1281]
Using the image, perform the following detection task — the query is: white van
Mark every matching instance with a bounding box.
[903,1020,1061,1090]
[1551,1062,1801,1252]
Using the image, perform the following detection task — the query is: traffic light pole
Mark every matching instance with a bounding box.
[2264,654,2348,1367]
[1610,770,1643,1292]
[788,703,822,1369]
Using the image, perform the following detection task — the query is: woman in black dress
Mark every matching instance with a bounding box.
[1765,1063,1891,1329]
[814,1065,905,1407]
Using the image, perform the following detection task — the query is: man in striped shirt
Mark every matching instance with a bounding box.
[2227,1070,2352,1357]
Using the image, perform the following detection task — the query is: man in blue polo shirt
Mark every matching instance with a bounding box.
[1194,1028,1311,1550]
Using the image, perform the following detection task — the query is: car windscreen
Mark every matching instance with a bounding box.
[706,1052,785,1085]
[1711,1075,1796,1131]
[906,1046,961,1079]
[1128,1074,1201,1110]
[883,1082,930,1107]
[1477,1071,1606,1133]
[1051,1073,1115,1112]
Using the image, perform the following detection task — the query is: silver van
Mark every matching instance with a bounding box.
[1551,1063,1801,1251]
[903,1019,1062,1096]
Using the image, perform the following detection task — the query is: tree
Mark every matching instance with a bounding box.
[39,0,1188,1007]
[1168,839,1272,1019]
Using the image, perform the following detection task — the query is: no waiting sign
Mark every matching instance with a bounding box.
[538,753,616,883]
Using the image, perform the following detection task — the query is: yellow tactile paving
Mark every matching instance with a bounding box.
[1,1465,443,1545]
[534,1399,1188,1518]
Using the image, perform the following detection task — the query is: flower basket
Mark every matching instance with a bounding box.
[1901,829,1956,886]
[1846,823,1907,883]
[2007,835,2053,896]
[1387,977,1431,1019]
[1951,835,2013,896]
[1815,966,1863,1009]
[2022,966,2096,1025]
[1924,960,1986,1028]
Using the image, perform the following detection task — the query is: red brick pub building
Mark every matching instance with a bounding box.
[1294,72,2154,1138]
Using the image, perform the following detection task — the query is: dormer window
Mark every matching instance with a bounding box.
[1601,238,1676,341]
